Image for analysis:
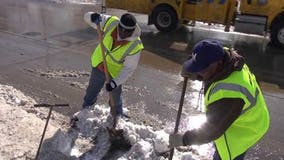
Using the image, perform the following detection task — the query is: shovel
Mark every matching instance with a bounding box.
[169,77,188,160]
[96,23,117,130]
[34,103,69,160]
[77,23,132,157]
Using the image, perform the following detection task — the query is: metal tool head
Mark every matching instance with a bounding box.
[107,127,132,151]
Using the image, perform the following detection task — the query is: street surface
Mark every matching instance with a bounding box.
[0,0,284,159]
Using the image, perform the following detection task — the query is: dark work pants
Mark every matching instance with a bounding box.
[82,67,123,114]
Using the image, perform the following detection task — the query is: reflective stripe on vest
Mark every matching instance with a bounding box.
[105,39,142,64]
[208,83,260,115]
[205,64,270,160]
[103,20,119,35]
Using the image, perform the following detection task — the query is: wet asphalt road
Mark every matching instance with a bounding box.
[0,0,284,159]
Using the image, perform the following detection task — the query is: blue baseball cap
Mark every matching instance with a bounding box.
[184,39,225,73]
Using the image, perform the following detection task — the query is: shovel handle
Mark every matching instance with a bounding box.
[169,77,188,160]
[35,105,54,160]
[34,104,69,107]
[96,24,111,82]
[96,23,117,128]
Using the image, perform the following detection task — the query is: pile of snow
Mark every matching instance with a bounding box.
[0,84,60,160]
[67,105,214,159]
[0,84,36,107]
[0,84,214,159]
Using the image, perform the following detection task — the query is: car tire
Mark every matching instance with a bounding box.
[271,21,284,48]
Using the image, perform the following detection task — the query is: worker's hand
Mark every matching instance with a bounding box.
[169,133,184,148]
[105,80,117,92]
[90,13,101,25]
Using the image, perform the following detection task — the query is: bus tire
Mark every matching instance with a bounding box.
[152,6,178,32]
[271,21,284,48]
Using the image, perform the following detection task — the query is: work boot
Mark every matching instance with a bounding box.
[120,113,130,119]
[70,112,80,128]
[70,106,93,128]
[116,113,130,123]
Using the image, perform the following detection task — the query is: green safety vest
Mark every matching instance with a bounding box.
[205,64,270,160]
[91,16,144,78]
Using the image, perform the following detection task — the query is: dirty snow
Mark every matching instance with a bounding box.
[51,104,214,160]
[0,83,214,159]
[0,0,213,158]
[0,84,60,159]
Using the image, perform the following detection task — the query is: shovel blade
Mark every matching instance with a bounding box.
[107,128,132,151]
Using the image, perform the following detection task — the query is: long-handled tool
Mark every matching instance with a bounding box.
[34,103,69,160]
[96,23,117,129]
[169,77,188,160]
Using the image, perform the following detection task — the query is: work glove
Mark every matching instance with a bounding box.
[169,133,184,148]
[90,13,102,25]
[105,80,117,92]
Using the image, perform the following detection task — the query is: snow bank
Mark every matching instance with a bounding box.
[0,84,59,160]
[0,83,213,160]
[0,84,36,107]
[70,105,214,159]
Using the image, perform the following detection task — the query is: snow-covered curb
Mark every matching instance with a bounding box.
[0,84,60,159]
[66,105,213,160]
[0,84,213,159]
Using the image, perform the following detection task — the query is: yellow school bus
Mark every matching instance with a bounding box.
[105,0,284,48]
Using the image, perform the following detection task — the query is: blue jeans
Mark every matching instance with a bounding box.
[83,67,123,115]
[213,144,246,160]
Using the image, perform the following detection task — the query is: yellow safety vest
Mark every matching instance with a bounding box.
[91,16,144,78]
[205,64,270,160]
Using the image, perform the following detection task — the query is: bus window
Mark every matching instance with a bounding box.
[219,0,226,4]
[187,0,197,4]
[258,0,267,5]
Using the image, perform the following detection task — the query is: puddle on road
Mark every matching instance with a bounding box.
[260,82,284,98]
[1,0,284,92]
[0,0,100,39]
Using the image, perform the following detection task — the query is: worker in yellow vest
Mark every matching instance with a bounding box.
[81,12,144,117]
[169,39,270,160]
